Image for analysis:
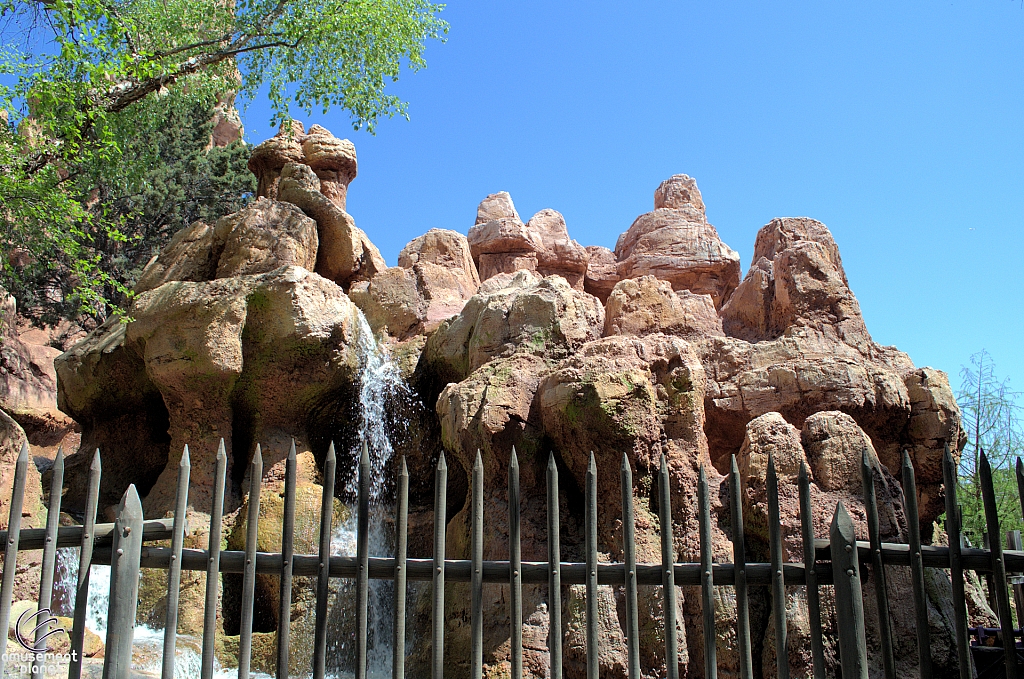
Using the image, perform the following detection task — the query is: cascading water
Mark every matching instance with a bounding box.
[326,309,410,679]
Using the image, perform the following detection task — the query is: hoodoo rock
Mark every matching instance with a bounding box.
[350,228,480,338]
[42,127,972,679]
[615,174,741,308]
[468,193,590,288]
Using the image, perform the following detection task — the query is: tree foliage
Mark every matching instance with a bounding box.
[0,0,447,322]
[955,350,1024,547]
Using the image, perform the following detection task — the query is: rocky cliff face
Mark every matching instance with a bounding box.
[42,126,969,679]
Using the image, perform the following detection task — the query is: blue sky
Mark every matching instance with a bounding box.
[241,1,1024,396]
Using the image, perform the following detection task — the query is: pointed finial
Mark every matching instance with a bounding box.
[548,451,557,471]
[216,438,226,461]
[980,447,989,469]
[1017,457,1023,476]
[361,438,369,465]
[326,441,336,464]
[731,453,739,477]
[661,453,669,476]
[18,440,28,462]
[54,445,64,471]
[621,452,631,473]
[798,459,808,484]
[902,449,913,472]
[510,446,519,471]
[861,446,872,471]
[400,455,409,476]
[766,450,776,480]
[437,450,447,471]
[588,451,597,475]
[180,444,191,468]
[120,484,144,520]
[91,448,101,472]
[475,449,483,471]
[698,461,707,485]
[289,438,297,462]
[254,443,263,464]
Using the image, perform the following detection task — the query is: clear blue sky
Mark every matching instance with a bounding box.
[242,1,1024,396]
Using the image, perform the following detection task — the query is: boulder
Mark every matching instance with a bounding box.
[215,198,319,278]
[468,194,589,288]
[278,162,385,288]
[583,245,620,303]
[721,217,869,349]
[135,220,228,294]
[614,175,741,307]
[398,228,480,286]
[247,120,305,200]
[421,270,604,385]
[604,276,723,339]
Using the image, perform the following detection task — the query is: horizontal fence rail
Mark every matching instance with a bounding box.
[1,439,1021,679]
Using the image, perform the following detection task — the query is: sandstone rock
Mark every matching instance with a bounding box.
[247,121,305,200]
[468,194,589,288]
[721,217,869,348]
[300,124,357,210]
[278,162,385,288]
[59,266,367,515]
[215,198,319,278]
[135,220,228,294]
[583,245,620,303]
[210,103,243,148]
[421,271,604,385]
[604,276,723,339]
[398,229,480,286]
[801,410,874,491]
[614,175,740,307]
[0,411,44,603]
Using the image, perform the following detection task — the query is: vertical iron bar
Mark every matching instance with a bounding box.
[432,452,448,679]
[356,441,371,679]
[698,464,717,679]
[313,442,337,679]
[33,446,64,673]
[660,455,679,679]
[730,455,752,679]
[509,448,523,679]
[1011,531,1024,641]
[620,454,640,679]
[586,453,599,679]
[0,442,29,679]
[830,501,869,679]
[69,449,101,679]
[944,443,972,679]
[393,456,409,679]
[161,446,191,679]
[979,450,1019,679]
[201,440,228,679]
[547,453,563,679]
[277,441,297,679]
[902,451,932,679]
[861,449,895,679]
[238,444,263,679]
[471,451,484,679]
[101,485,144,679]
[766,455,788,679]
[798,462,825,679]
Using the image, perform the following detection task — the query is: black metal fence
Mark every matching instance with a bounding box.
[0,438,1019,679]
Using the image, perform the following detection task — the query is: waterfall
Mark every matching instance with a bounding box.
[326,309,409,679]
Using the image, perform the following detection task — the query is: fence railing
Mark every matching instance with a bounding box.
[0,439,1018,679]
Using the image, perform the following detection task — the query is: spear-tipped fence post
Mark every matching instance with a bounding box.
[944,443,972,679]
[70,449,101,679]
[979,449,1019,679]
[356,440,371,679]
[547,453,563,679]
[277,440,297,679]
[698,463,717,679]
[510,448,523,679]
[861,449,895,679]
[313,442,337,679]
[102,485,145,679]
[393,456,409,679]
[238,445,264,679]
[586,453,599,679]
[901,451,932,678]
[202,440,228,679]
[32,446,64,675]
[830,501,868,679]
[621,454,640,679]
[471,450,484,679]
[661,455,680,679]
[0,442,30,679]
[797,462,824,679]
[433,452,448,679]
[766,454,787,679]
[162,446,191,679]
